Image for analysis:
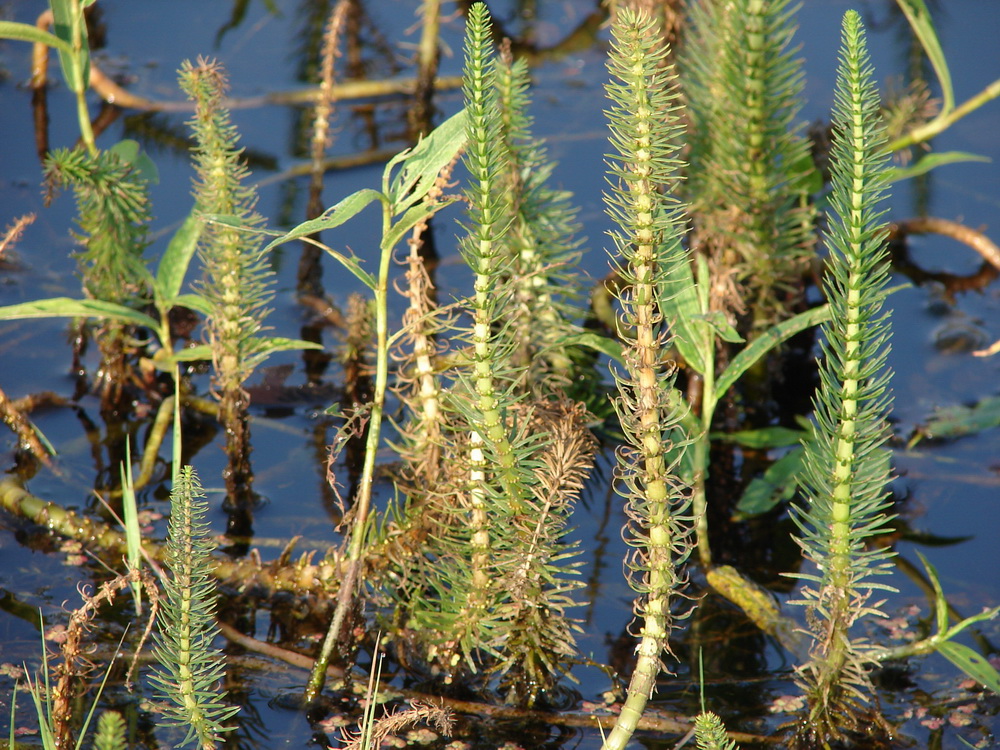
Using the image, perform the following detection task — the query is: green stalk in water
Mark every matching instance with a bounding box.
[789,10,896,745]
[600,9,692,750]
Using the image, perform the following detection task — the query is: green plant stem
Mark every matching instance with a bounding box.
[74,89,97,156]
[887,77,1000,152]
[63,0,97,155]
[601,9,689,749]
[304,178,395,704]
[692,360,717,569]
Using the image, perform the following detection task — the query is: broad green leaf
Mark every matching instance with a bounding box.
[563,329,624,365]
[658,251,711,375]
[919,395,1000,441]
[887,151,989,182]
[387,109,468,212]
[253,337,325,356]
[696,311,744,344]
[937,641,1000,694]
[0,298,158,329]
[50,0,89,94]
[894,0,953,113]
[716,304,831,401]
[717,426,806,449]
[734,447,805,519]
[261,190,384,289]
[263,189,383,248]
[0,21,73,57]
[155,212,202,305]
[171,293,213,317]
[108,139,159,185]
[169,344,213,363]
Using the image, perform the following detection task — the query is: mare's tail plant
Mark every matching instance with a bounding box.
[493,47,583,389]
[390,4,591,703]
[43,145,152,410]
[179,59,276,536]
[600,9,692,749]
[682,0,815,333]
[150,465,238,750]
[789,11,895,745]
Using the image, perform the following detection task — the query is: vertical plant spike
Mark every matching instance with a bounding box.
[179,59,275,524]
[682,0,814,331]
[694,712,739,750]
[43,147,151,406]
[451,1,535,629]
[601,10,692,750]
[458,2,526,507]
[451,2,508,639]
[493,50,583,389]
[150,465,238,750]
[789,10,895,745]
[389,6,588,699]
[93,711,127,750]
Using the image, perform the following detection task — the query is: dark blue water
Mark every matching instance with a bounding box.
[1,1,999,747]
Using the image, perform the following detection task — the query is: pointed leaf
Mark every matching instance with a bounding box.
[563,329,624,365]
[168,345,213,363]
[937,641,1000,694]
[263,189,384,251]
[894,0,953,113]
[155,212,202,305]
[920,395,1000,441]
[387,109,468,212]
[887,151,989,182]
[0,298,158,329]
[171,293,213,317]
[716,304,831,401]
[658,253,712,375]
[734,447,805,519]
[108,139,159,185]
[253,337,325,356]
[696,311,744,344]
[260,190,384,289]
[0,21,73,57]
[49,0,89,94]
[718,426,806,449]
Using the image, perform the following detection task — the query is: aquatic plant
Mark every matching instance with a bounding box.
[179,58,277,535]
[43,144,152,409]
[150,465,238,750]
[787,11,896,744]
[598,9,692,749]
[2,2,1000,749]
[682,0,815,333]
[384,5,591,703]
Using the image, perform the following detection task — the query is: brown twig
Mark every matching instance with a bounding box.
[0,384,53,468]
[891,217,1000,271]
[0,476,345,601]
[50,569,160,750]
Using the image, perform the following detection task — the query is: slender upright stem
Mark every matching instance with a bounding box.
[305,197,394,703]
